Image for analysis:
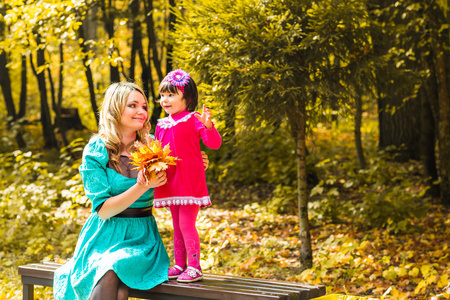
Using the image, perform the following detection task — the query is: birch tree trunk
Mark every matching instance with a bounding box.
[294,104,313,270]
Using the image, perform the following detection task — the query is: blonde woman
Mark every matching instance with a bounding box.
[53,82,209,299]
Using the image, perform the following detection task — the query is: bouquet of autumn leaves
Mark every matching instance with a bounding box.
[129,134,179,184]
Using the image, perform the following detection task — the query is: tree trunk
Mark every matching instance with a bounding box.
[369,0,421,162]
[0,51,27,148]
[30,39,58,149]
[77,16,100,126]
[129,0,139,81]
[0,52,18,121]
[434,43,450,207]
[53,43,69,147]
[139,46,151,99]
[419,52,440,198]
[354,96,366,169]
[377,91,421,161]
[289,104,313,270]
[144,0,164,82]
[142,0,162,127]
[166,0,176,73]
[82,6,98,43]
[18,55,27,119]
[101,0,120,83]
[0,4,26,148]
[0,9,18,122]
[129,0,146,82]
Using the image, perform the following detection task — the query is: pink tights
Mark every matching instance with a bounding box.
[169,205,201,270]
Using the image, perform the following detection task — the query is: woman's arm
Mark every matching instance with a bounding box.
[97,171,167,220]
[201,151,209,170]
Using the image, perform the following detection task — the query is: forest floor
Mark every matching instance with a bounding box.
[3,197,448,300]
[1,125,449,299]
[155,192,449,300]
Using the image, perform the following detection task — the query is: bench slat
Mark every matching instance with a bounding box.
[189,280,306,300]
[205,274,325,298]
[149,282,290,300]
[18,265,55,280]
[18,263,326,300]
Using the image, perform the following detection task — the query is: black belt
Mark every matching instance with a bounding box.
[114,206,153,218]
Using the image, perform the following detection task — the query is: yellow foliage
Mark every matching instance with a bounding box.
[427,275,438,284]
[421,264,432,277]
[438,274,449,288]
[414,280,426,294]
[129,134,179,183]
[408,267,420,277]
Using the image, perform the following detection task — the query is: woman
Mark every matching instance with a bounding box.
[54,82,209,299]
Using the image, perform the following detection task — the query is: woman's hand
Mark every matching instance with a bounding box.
[201,151,209,170]
[137,170,147,186]
[144,171,167,188]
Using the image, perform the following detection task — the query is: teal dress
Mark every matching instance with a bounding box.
[53,137,169,300]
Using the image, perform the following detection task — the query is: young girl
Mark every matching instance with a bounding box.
[154,69,222,282]
[54,82,170,299]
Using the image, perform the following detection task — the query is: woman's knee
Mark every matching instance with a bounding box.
[118,282,129,300]
[100,270,120,286]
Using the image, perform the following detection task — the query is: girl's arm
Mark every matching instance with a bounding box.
[97,171,167,220]
[195,104,213,129]
[195,105,222,149]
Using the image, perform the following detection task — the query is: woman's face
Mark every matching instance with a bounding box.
[119,90,148,134]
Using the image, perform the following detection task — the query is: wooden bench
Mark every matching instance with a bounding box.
[19,262,326,300]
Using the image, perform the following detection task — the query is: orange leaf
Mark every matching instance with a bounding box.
[129,134,179,182]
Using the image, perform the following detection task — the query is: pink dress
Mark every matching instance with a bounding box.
[154,110,222,208]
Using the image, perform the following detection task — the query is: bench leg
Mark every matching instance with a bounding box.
[23,283,34,300]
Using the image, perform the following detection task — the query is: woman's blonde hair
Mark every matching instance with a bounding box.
[96,81,150,172]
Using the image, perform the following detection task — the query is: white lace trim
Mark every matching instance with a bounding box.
[154,196,211,208]
[157,112,196,129]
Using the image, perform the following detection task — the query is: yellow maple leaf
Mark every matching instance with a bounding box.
[129,134,179,183]
[414,280,427,294]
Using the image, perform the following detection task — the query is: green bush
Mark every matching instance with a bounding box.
[206,124,297,186]
[308,146,429,232]
[0,139,87,293]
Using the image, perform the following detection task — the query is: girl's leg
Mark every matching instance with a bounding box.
[178,205,201,269]
[91,270,125,300]
[170,205,187,269]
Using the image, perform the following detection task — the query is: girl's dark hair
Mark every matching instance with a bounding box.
[158,76,198,111]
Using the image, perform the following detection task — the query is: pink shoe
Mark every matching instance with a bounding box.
[168,265,185,279]
[177,266,203,283]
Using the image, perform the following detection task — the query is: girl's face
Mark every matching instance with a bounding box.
[119,90,148,134]
[160,89,187,116]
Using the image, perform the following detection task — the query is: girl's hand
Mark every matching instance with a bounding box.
[201,151,209,170]
[195,104,213,129]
